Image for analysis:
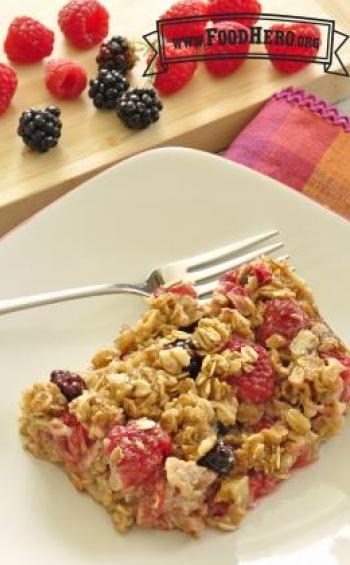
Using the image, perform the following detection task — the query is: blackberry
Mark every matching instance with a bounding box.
[198,440,235,475]
[164,338,193,351]
[96,35,136,74]
[164,339,203,379]
[116,88,163,130]
[88,69,129,110]
[179,321,199,334]
[17,106,62,153]
[188,356,202,379]
[240,273,250,285]
[217,422,231,436]
[50,369,86,401]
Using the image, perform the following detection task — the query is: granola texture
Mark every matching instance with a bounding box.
[19,258,350,537]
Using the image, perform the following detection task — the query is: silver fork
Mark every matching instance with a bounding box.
[0,230,285,316]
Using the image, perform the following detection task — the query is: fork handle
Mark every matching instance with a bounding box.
[0,282,149,316]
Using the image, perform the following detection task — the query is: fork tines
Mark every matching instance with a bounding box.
[183,230,286,298]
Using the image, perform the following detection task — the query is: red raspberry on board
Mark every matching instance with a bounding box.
[0,64,17,116]
[105,420,172,490]
[257,298,310,345]
[266,23,321,74]
[58,0,109,49]
[4,16,54,64]
[205,21,250,78]
[207,0,261,28]
[325,352,350,403]
[160,0,208,42]
[154,44,197,95]
[45,59,87,99]
[249,472,279,503]
[225,335,275,404]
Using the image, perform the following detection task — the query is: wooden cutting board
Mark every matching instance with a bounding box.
[1,0,350,236]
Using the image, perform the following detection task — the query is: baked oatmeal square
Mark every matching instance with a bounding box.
[19,258,350,537]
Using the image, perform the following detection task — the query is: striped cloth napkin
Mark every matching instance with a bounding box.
[224,87,350,220]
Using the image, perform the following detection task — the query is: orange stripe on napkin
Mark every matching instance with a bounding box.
[304,132,350,220]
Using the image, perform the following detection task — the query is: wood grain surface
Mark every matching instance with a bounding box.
[0,0,350,236]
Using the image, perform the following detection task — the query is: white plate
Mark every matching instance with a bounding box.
[1,148,349,565]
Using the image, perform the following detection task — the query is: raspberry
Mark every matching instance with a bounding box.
[4,16,54,64]
[0,63,17,116]
[325,352,350,403]
[219,261,272,291]
[136,479,166,528]
[58,0,109,49]
[56,411,92,466]
[257,298,310,345]
[251,416,276,432]
[154,282,197,298]
[154,44,197,95]
[105,420,172,489]
[205,21,250,78]
[225,335,275,404]
[50,369,86,401]
[218,271,247,298]
[206,483,230,517]
[293,443,317,469]
[160,0,208,42]
[45,59,87,99]
[266,24,321,74]
[207,0,261,28]
[249,472,279,502]
[217,271,250,314]
[168,282,197,297]
[248,262,272,286]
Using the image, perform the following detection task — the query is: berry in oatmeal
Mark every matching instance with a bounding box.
[325,352,350,403]
[105,420,172,489]
[199,440,235,475]
[50,369,86,401]
[225,335,275,404]
[257,297,310,345]
[249,472,279,503]
[188,356,203,379]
